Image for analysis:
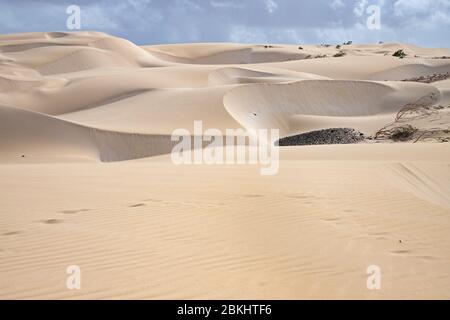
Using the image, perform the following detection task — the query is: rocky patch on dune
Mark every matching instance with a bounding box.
[275,128,365,146]
[274,104,450,146]
[402,72,449,84]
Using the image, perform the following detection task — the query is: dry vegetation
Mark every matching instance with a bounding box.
[373,104,450,143]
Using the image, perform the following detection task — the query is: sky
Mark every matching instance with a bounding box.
[0,0,449,47]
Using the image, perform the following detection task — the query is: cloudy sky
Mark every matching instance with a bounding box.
[1,0,449,47]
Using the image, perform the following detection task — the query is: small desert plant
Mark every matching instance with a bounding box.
[333,51,346,57]
[298,46,303,50]
[393,49,407,59]
[390,125,418,141]
[336,44,341,49]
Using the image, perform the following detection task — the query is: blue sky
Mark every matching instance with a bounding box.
[1,0,449,47]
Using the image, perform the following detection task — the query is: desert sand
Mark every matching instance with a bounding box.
[1,31,450,299]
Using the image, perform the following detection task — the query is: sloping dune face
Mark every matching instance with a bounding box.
[144,43,311,64]
[0,32,450,161]
[208,66,330,85]
[224,80,441,137]
[0,104,98,159]
[0,105,181,162]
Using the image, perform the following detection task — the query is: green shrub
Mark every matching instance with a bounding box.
[333,51,346,57]
[393,49,407,59]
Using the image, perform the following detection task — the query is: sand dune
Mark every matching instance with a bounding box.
[58,86,242,134]
[1,32,450,299]
[369,62,450,81]
[268,55,450,81]
[387,162,450,208]
[0,104,98,160]
[224,80,441,137]
[0,105,182,162]
[145,43,309,64]
[208,66,329,85]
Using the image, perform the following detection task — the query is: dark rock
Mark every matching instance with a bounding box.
[402,72,449,84]
[275,128,365,146]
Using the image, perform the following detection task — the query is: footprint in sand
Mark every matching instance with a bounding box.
[240,194,264,198]
[143,198,163,203]
[2,231,21,236]
[42,219,64,224]
[129,203,146,208]
[322,217,340,222]
[367,232,389,240]
[286,194,312,199]
[390,249,412,255]
[60,209,91,214]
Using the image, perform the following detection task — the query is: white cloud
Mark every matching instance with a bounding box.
[330,0,345,10]
[0,0,449,47]
[353,0,368,17]
[394,0,450,16]
[210,1,242,9]
[230,25,269,43]
[82,5,120,30]
[392,0,450,30]
[264,0,278,14]
[394,0,427,16]
[175,0,204,11]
